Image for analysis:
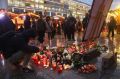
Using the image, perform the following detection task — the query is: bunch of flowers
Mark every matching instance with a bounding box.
[78,64,97,73]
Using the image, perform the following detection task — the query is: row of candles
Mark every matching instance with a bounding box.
[31,41,97,73]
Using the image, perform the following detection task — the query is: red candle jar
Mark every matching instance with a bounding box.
[52,64,57,70]
[57,65,63,74]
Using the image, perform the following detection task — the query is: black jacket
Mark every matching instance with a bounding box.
[0,29,39,59]
[66,16,76,32]
[0,14,15,35]
[36,18,46,32]
[24,15,31,30]
[82,15,89,30]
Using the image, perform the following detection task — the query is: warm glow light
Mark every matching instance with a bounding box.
[35,0,39,2]
[116,5,120,9]
[44,7,47,10]
[23,15,26,20]
[0,13,5,19]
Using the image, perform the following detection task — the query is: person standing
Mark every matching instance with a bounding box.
[31,17,37,31]
[0,29,39,73]
[0,13,15,35]
[51,19,56,39]
[46,16,53,40]
[62,18,67,40]
[76,18,83,34]
[36,14,46,45]
[82,13,89,31]
[107,16,117,37]
[24,13,31,30]
[66,15,76,41]
[57,21,62,35]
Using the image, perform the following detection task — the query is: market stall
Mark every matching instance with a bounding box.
[7,12,39,30]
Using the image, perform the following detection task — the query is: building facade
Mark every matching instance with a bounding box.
[43,0,69,17]
[0,0,91,18]
[8,0,45,13]
[69,0,91,20]
[7,0,69,17]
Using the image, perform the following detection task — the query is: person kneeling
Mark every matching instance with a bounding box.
[0,29,39,73]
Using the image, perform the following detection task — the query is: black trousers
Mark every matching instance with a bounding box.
[66,31,75,41]
[38,31,45,43]
[108,29,114,37]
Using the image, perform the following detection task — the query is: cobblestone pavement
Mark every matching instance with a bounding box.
[0,32,120,79]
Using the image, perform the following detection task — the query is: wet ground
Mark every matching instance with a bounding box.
[0,32,120,79]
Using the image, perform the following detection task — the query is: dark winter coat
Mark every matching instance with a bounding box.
[24,15,31,30]
[31,20,36,31]
[66,16,76,33]
[36,18,46,33]
[0,14,15,35]
[108,19,117,30]
[0,29,39,59]
[82,15,89,30]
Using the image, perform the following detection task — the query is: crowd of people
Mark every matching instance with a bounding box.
[0,11,89,73]
[0,9,117,74]
[19,12,90,42]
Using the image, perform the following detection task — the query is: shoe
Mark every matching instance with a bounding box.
[22,67,34,73]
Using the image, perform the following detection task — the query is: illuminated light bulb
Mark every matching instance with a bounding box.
[0,13,5,19]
